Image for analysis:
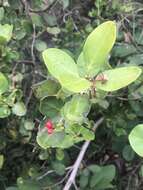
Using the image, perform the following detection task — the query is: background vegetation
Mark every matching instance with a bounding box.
[1,0,143,189]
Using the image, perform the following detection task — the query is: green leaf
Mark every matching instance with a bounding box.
[0,104,11,118]
[42,48,91,93]
[0,72,8,95]
[128,76,143,116]
[32,79,61,99]
[77,52,112,78]
[0,7,4,21]
[60,0,69,9]
[79,170,89,188]
[127,54,143,65]
[12,102,27,116]
[24,120,35,130]
[37,130,65,149]
[65,124,94,141]
[47,27,61,35]
[0,154,4,169]
[83,21,116,77]
[52,162,65,175]
[80,126,95,140]
[39,97,63,118]
[112,43,137,58]
[77,52,87,77]
[56,149,64,160]
[30,13,43,27]
[90,165,116,189]
[79,175,89,188]
[37,128,75,149]
[43,14,57,26]
[39,150,49,160]
[0,24,13,43]
[96,66,142,91]
[35,40,47,52]
[62,95,91,124]
[17,177,40,190]
[88,165,101,173]
[122,145,135,161]
[59,135,75,148]
[139,165,143,177]
[129,124,143,157]
[15,29,26,40]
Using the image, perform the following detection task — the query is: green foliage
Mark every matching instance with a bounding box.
[42,48,91,93]
[79,164,116,189]
[39,20,142,153]
[0,154,4,169]
[129,124,143,157]
[90,165,116,189]
[39,97,63,118]
[83,21,116,77]
[0,72,8,95]
[0,104,11,118]
[122,145,135,161]
[0,24,13,43]
[62,95,91,124]
[1,1,143,189]
[32,79,61,99]
[37,130,69,149]
[12,102,27,116]
[96,66,142,91]
[17,177,41,190]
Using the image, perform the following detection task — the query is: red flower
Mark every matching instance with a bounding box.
[45,120,54,134]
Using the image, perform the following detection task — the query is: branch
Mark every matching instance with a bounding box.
[16,60,35,66]
[25,24,36,107]
[63,117,104,190]
[37,166,73,181]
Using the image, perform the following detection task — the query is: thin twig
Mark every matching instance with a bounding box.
[63,117,104,190]
[73,181,79,190]
[31,24,36,64]
[25,24,36,107]
[37,166,73,181]
[44,167,73,190]
[16,60,35,66]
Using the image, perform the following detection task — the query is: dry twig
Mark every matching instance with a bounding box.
[63,117,104,190]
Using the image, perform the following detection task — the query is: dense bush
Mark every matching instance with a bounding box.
[0,0,143,189]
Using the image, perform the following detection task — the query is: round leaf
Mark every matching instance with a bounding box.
[129,124,143,157]
[37,130,65,149]
[96,66,142,91]
[39,97,63,118]
[122,145,135,161]
[42,48,91,93]
[35,40,47,52]
[0,24,13,43]
[32,79,60,99]
[12,102,26,116]
[0,104,11,118]
[17,177,40,190]
[62,95,91,124]
[24,120,35,130]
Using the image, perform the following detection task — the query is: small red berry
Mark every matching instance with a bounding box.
[45,120,54,134]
